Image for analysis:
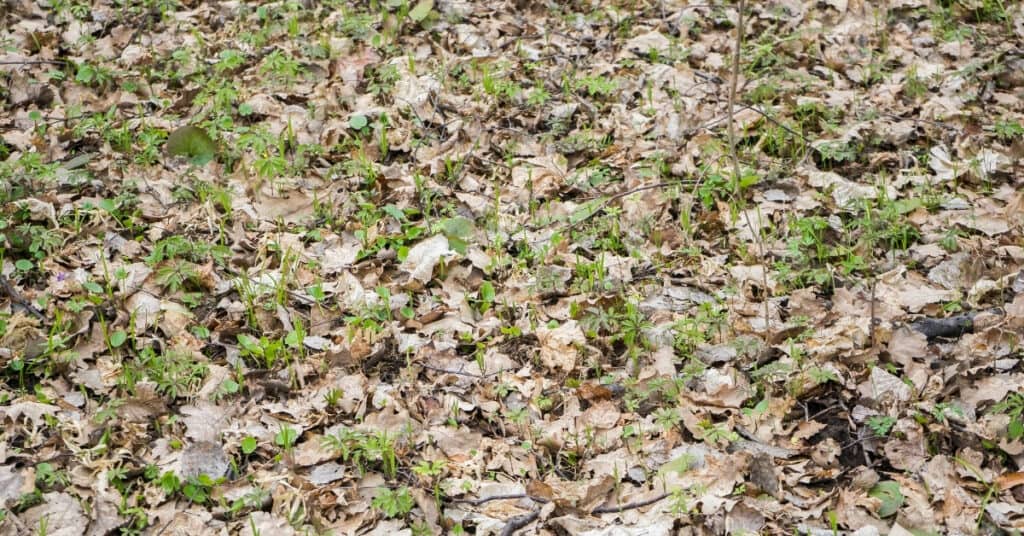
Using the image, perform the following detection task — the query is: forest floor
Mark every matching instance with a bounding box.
[2,0,1024,534]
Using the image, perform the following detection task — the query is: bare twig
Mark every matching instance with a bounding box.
[737,104,811,143]
[0,59,67,66]
[591,492,670,514]
[869,276,877,347]
[725,2,745,168]
[724,0,770,331]
[419,363,505,379]
[449,493,534,506]
[528,178,698,235]
[447,493,545,535]
[806,403,841,422]
[454,489,670,535]
[0,274,46,321]
[500,510,541,536]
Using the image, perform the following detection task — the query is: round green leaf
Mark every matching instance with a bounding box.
[275,427,299,447]
[220,378,239,394]
[349,114,368,130]
[166,125,217,165]
[15,259,33,272]
[869,481,904,517]
[408,0,433,22]
[438,216,474,239]
[109,329,128,348]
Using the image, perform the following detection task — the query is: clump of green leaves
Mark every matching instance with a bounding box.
[237,334,285,369]
[321,428,400,479]
[372,486,414,518]
[994,119,1023,142]
[121,346,208,400]
[990,392,1024,441]
[157,471,219,505]
[866,415,896,437]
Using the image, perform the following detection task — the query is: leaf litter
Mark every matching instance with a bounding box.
[1,0,1024,535]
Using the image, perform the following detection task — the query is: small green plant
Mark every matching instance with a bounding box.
[653,407,679,431]
[696,420,738,446]
[146,235,229,266]
[75,61,116,90]
[181,475,217,504]
[35,462,70,489]
[527,86,550,107]
[903,65,929,99]
[470,281,496,314]
[241,436,258,455]
[362,432,399,479]
[804,366,839,387]
[322,428,367,466]
[337,9,375,40]
[321,428,400,478]
[259,49,304,82]
[614,300,652,364]
[323,388,344,408]
[154,259,201,292]
[157,471,217,505]
[866,415,896,437]
[412,460,446,482]
[345,287,396,335]
[930,402,963,424]
[372,486,414,518]
[480,64,522,102]
[576,74,617,98]
[990,392,1024,441]
[993,119,1023,142]
[367,63,400,96]
[813,139,859,169]
[122,346,208,400]
[237,334,285,369]
[275,425,299,452]
[667,485,702,515]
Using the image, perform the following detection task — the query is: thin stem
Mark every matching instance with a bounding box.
[725,0,770,331]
